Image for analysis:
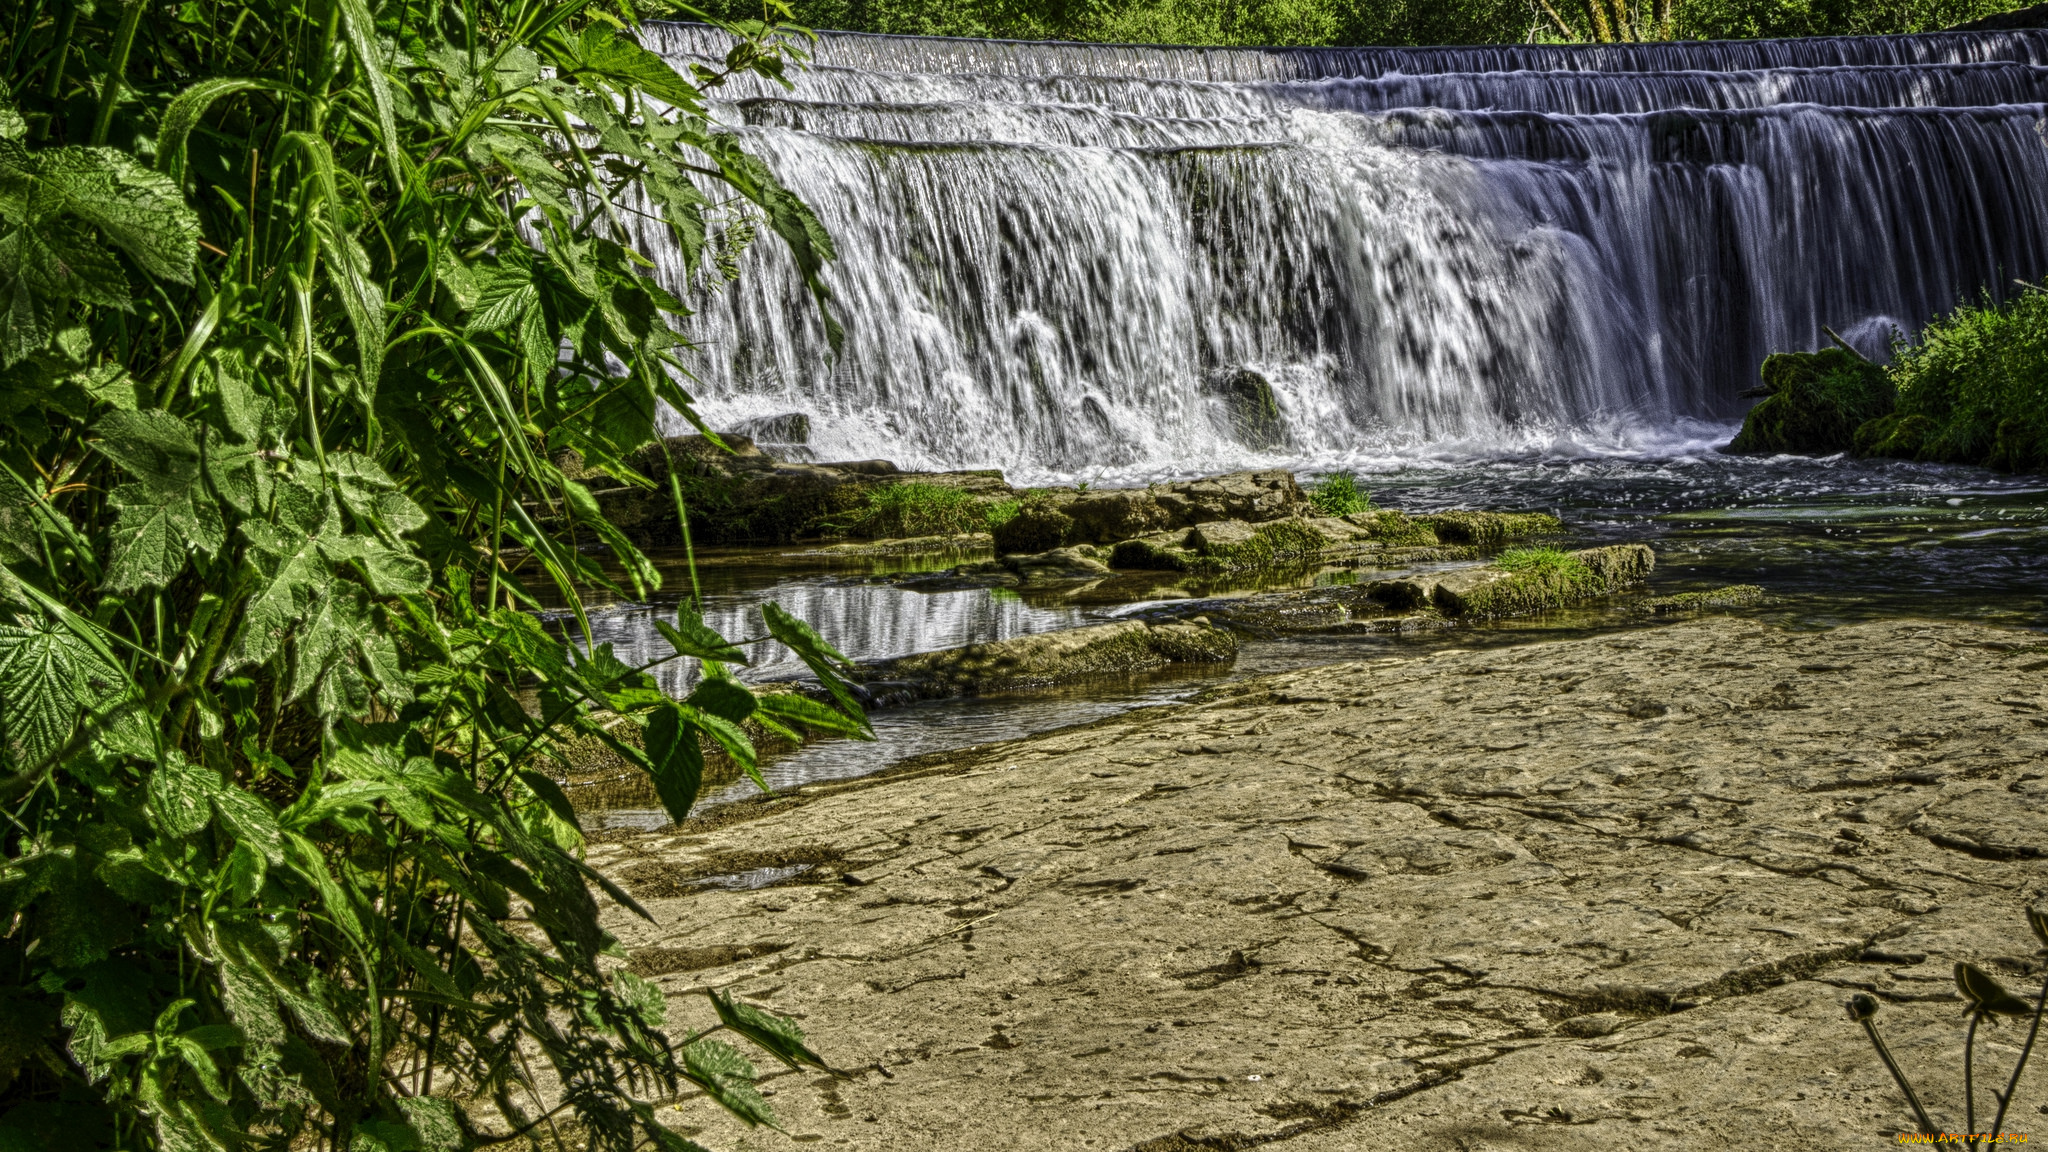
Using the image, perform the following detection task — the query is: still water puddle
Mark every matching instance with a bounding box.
[570,449,2048,831]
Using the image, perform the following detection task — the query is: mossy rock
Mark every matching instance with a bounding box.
[1728,348,1894,455]
[878,619,1237,694]
[1108,532,1198,571]
[1344,510,1439,548]
[1428,544,1656,619]
[1417,510,1562,547]
[993,493,1076,553]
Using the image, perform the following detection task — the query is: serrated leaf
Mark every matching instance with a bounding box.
[94,409,201,491]
[656,600,746,664]
[103,481,223,591]
[577,25,706,112]
[706,987,827,1072]
[682,1037,773,1127]
[515,769,579,832]
[212,785,284,865]
[228,481,336,668]
[149,755,221,838]
[642,703,703,825]
[685,676,755,725]
[319,219,385,390]
[614,969,666,1028]
[466,262,536,335]
[0,619,98,768]
[12,143,200,283]
[760,602,870,736]
[753,690,872,739]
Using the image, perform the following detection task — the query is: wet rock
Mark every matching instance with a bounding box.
[870,618,1237,695]
[1001,546,1113,581]
[801,533,994,557]
[1371,544,1655,618]
[1063,488,1174,543]
[1419,509,1563,546]
[589,617,2048,1150]
[991,493,1076,553]
[1151,469,1305,528]
[1210,367,1286,450]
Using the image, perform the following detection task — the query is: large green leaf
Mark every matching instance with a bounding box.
[228,481,337,668]
[575,25,706,115]
[0,619,101,769]
[642,703,704,825]
[0,142,200,283]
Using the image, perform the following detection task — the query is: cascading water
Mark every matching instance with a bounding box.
[629,24,2048,483]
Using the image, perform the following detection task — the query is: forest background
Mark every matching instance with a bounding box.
[683,0,2046,48]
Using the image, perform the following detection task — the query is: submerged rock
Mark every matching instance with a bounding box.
[871,618,1238,695]
[1209,367,1286,450]
[1643,584,1767,614]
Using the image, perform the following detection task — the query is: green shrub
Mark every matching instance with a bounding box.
[1859,290,2048,473]
[985,497,1023,530]
[1308,471,1373,517]
[0,3,873,1149]
[839,482,989,538]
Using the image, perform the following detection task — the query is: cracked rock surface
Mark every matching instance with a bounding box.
[589,617,2048,1150]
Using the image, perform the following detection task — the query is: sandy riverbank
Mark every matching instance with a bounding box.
[589,616,2048,1150]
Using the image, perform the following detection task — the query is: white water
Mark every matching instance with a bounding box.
[628,25,2048,484]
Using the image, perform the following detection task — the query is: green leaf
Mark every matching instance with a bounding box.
[335,0,405,190]
[212,785,284,865]
[466,261,536,335]
[642,703,703,825]
[1,143,200,283]
[615,969,666,1028]
[656,600,746,664]
[760,601,870,736]
[753,690,872,739]
[685,676,755,725]
[0,618,105,768]
[229,481,337,668]
[563,478,657,598]
[103,481,223,591]
[156,78,276,182]
[706,987,828,1072]
[682,1037,774,1127]
[94,409,201,491]
[575,25,706,113]
[319,219,386,391]
[516,769,580,832]
[148,754,221,839]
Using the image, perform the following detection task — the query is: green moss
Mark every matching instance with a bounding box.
[984,498,1022,531]
[1350,510,1438,548]
[992,492,1075,553]
[1187,519,1329,573]
[1420,510,1561,547]
[1307,471,1373,517]
[1728,348,1894,455]
[1860,290,2048,473]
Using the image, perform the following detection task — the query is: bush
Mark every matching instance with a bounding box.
[1859,290,2048,473]
[1308,472,1374,517]
[0,3,872,1150]
[837,482,988,537]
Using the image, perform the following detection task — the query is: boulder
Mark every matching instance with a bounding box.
[1064,488,1173,543]
[1209,367,1286,450]
[1726,347,1893,455]
[1370,544,1657,619]
[991,494,1076,553]
[1002,546,1113,581]
[1151,469,1304,527]
[874,618,1238,695]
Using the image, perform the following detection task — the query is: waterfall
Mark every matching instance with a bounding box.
[630,24,2048,483]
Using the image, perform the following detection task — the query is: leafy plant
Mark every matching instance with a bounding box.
[832,481,983,538]
[1857,287,2048,473]
[1306,471,1372,517]
[1848,908,2048,1138]
[0,0,871,1150]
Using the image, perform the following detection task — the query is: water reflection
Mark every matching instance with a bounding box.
[575,451,2048,831]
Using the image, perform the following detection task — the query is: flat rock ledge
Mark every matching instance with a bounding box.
[590,617,2048,1150]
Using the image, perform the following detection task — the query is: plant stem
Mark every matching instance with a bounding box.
[1860,1016,1938,1135]
[32,0,79,142]
[1989,971,2048,1138]
[1967,1010,1982,1135]
[88,0,144,146]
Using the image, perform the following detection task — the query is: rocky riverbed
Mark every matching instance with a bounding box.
[590,615,2048,1150]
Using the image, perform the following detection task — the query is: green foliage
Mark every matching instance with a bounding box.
[983,497,1022,530]
[1858,289,2048,473]
[1728,347,1894,456]
[679,0,2033,45]
[833,482,984,538]
[1306,472,1371,517]
[0,0,869,1149]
